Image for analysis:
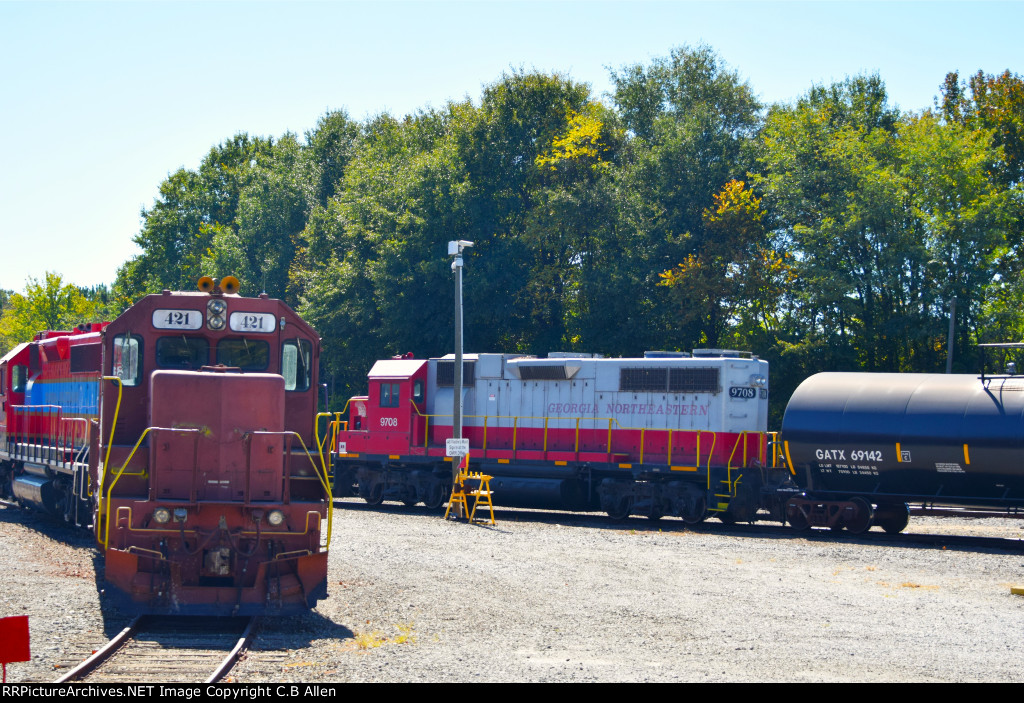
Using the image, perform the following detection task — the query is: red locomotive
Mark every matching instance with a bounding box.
[328,349,1024,535]
[330,351,781,523]
[0,277,331,614]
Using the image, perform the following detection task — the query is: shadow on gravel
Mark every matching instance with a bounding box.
[256,611,354,649]
[332,497,1024,555]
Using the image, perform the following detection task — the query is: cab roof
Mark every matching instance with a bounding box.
[367,359,426,379]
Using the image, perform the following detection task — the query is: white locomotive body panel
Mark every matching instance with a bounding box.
[426,352,768,437]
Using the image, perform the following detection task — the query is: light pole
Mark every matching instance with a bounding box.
[946,297,956,374]
[448,239,473,488]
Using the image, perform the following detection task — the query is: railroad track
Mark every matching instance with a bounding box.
[54,615,257,683]
[357,500,1024,552]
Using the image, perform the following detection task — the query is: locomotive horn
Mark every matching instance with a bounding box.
[197,276,215,293]
[221,276,241,294]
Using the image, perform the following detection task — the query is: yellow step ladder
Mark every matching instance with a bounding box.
[445,468,496,526]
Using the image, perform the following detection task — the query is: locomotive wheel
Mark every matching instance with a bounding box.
[682,495,707,526]
[363,482,385,506]
[846,497,874,535]
[606,497,633,521]
[422,483,446,511]
[786,499,811,531]
[875,503,910,534]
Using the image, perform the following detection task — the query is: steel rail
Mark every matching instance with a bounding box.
[54,616,142,683]
[206,615,259,683]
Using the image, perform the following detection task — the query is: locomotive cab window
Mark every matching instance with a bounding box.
[157,336,210,370]
[111,335,142,387]
[282,339,312,391]
[379,382,401,408]
[11,365,26,393]
[216,338,269,371]
[413,380,424,404]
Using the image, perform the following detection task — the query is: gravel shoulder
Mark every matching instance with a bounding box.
[3,499,1024,683]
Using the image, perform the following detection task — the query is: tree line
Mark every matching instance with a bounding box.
[3,46,1022,424]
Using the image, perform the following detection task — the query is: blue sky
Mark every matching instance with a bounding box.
[1,0,1021,291]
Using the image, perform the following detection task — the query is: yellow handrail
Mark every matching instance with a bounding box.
[397,409,767,474]
[705,432,717,490]
[103,426,162,548]
[102,427,332,552]
[97,376,124,500]
[316,396,352,458]
[283,431,334,551]
[104,506,326,544]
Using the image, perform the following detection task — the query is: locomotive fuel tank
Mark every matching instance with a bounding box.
[782,372,1024,507]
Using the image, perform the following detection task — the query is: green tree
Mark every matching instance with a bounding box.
[941,69,1024,186]
[456,70,593,353]
[901,111,1016,364]
[608,45,762,352]
[658,180,795,348]
[0,273,101,353]
[202,134,308,301]
[115,134,275,300]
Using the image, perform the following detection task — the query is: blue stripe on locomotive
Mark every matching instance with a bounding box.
[25,377,100,418]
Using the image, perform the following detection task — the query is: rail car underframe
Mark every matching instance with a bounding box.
[334,452,793,523]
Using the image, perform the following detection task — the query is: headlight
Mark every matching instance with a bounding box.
[268,510,285,526]
[153,507,171,524]
[207,298,227,330]
[173,508,188,522]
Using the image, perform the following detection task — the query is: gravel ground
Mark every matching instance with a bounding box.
[2,498,1024,683]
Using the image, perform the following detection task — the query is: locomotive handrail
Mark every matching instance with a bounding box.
[704,432,717,483]
[7,405,91,467]
[102,506,327,544]
[408,399,431,449]
[102,425,172,548]
[413,410,736,469]
[726,431,749,470]
[280,431,333,551]
[100,376,124,498]
[103,427,332,551]
[318,396,354,455]
[314,411,339,480]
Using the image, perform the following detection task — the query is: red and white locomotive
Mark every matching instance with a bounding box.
[331,350,779,522]
[0,277,331,614]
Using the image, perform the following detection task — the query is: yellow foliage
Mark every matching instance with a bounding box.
[536,104,612,173]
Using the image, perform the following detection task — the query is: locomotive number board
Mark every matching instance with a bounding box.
[152,309,203,330]
[229,312,277,333]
